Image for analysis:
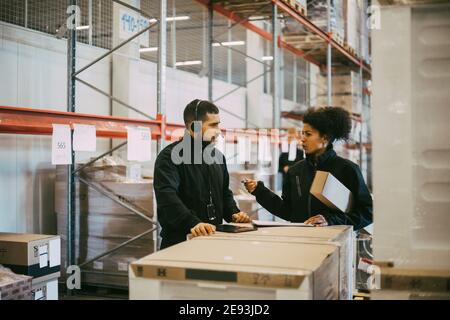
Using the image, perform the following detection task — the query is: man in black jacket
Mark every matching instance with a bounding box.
[154,99,251,249]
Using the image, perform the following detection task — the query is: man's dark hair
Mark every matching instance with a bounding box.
[303,106,352,143]
[183,99,219,127]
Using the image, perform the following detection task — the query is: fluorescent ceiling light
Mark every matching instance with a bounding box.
[175,60,202,66]
[148,16,190,23]
[76,25,90,31]
[212,41,245,47]
[262,56,273,61]
[139,47,158,53]
[167,16,190,22]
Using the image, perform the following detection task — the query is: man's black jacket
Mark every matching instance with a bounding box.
[253,148,372,230]
[154,135,240,249]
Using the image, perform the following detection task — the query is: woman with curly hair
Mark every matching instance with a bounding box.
[244,107,372,230]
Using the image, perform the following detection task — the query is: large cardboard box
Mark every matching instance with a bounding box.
[205,225,354,300]
[0,233,61,279]
[0,268,32,300]
[310,171,353,213]
[371,267,450,300]
[129,238,340,300]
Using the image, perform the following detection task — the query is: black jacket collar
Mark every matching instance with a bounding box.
[306,147,337,168]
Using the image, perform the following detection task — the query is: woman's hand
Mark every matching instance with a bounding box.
[232,212,252,223]
[304,214,328,227]
[243,179,258,193]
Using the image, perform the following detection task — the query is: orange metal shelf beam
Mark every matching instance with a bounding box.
[194,0,321,67]
[0,106,284,143]
[0,106,163,139]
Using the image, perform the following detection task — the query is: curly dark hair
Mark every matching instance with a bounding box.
[303,106,352,143]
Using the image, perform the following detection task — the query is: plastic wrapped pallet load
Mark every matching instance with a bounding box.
[0,267,32,300]
[55,164,155,288]
[129,237,340,300]
[204,225,353,300]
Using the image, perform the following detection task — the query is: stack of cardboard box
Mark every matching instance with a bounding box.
[130,236,342,300]
[316,71,363,114]
[0,233,61,300]
[55,164,155,288]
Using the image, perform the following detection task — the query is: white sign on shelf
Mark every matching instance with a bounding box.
[73,124,96,152]
[237,136,251,163]
[288,140,298,161]
[51,124,72,165]
[127,126,152,162]
[119,9,150,48]
[281,138,289,153]
[258,135,272,162]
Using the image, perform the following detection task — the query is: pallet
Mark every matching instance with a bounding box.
[283,34,326,51]
[282,0,307,16]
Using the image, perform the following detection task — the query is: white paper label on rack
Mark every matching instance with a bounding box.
[127,126,152,162]
[49,238,61,268]
[281,138,289,153]
[73,124,96,152]
[51,124,72,165]
[288,140,298,161]
[93,261,103,270]
[214,134,225,154]
[258,135,271,162]
[237,136,246,163]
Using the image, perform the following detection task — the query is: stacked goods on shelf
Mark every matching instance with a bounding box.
[55,157,155,288]
[316,71,363,114]
[0,233,61,300]
[343,0,362,56]
[0,266,32,300]
[307,0,345,44]
[361,0,370,62]
[282,0,308,15]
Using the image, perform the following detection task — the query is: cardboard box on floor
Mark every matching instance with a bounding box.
[0,233,61,279]
[203,225,354,300]
[310,171,353,213]
[129,238,340,300]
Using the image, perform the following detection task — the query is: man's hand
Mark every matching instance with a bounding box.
[190,223,216,237]
[304,214,328,227]
[232,211,252,223]
[243,179,258,193]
